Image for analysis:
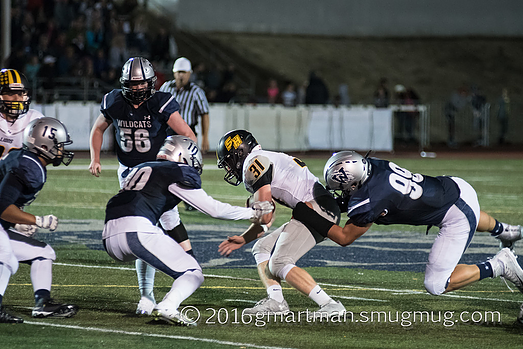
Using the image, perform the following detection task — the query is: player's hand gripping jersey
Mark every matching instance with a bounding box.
[100,90,181,168]
[346,158,460,226]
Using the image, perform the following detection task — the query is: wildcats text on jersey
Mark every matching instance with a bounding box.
[117,120,152,129]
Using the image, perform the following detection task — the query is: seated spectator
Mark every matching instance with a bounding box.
[24,55,41,83]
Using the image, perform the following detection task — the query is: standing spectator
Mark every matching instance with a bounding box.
[281,81,297,107]
[338,83,351,107]
[497,88,510,145]
[296,80,308,105]
[267,78,279,105]
[373,77,390,108]
[470,85,487,146]
[444,85,469,148]
[305,71,329,105]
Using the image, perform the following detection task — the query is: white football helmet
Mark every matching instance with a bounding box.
[23,117,74,166]
[324,151,371,196]
[157,135,203,174]
[120,57,157,104]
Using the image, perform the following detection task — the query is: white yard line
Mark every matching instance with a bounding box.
[53,262,522,303]
[23,321,296,349]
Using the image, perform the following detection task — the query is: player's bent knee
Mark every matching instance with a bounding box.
[424,278,446,296]
[185,269,204,287]
[40,244,56,261]
[268,257,295,280]
[252,238,273,256]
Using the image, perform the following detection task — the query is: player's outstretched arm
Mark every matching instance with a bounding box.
[89,114,111,177]
[292,202,371,246]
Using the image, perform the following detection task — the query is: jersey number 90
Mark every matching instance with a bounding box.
[120,128,151,153]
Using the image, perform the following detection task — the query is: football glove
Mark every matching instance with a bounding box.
[35,215,58,231]
[250,201,275,223]
[14,224,38,237]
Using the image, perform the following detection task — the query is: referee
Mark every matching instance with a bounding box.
[159,57,210,152]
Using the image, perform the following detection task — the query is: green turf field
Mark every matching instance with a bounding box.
[2,154,523,349]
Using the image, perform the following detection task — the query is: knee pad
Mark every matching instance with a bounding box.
[0,255,19,275]
[424,276,448,296]
[185,269,204,287]
[38,244,56,261]
[268,256,295,280]
[252,235,274,256]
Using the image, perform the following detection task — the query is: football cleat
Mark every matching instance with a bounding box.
[496,224,522,251]
[136,296,156,316]
[308,300,346,321]
[0,307,23,323]
[242,297,290,315]
[490,248,523,293]
[32,299,78,318]
[152,307,196,327]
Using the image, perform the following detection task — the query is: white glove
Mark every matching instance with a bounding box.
[14,224,38,237]
[35,215,58,231]
[250,201,275,223]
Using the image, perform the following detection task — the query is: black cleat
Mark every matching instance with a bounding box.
[0,307,24,323]
[32,299,79,318]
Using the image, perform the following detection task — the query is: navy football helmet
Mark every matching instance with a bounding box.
[120,57,157,104]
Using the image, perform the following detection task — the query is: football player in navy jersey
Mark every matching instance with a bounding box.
[102,135,273,326]
[0,117,77,323]
[293,151,523,297]
[89,57,198,316]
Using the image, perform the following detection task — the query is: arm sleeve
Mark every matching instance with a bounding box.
[168,183,253,220]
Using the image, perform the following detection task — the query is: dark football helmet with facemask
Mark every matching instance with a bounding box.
[119,57,157,104]
[0,69,31,120]
[23,117,74,166]
[216,129,259,186]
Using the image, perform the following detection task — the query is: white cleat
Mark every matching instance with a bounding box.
[136,297,156,316]
[490,248,523,293]
[152,308,197,327]
[242,297,290,315]
[497,224,522,251]
[308,300,346,321]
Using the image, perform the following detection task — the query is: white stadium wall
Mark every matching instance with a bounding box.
[32,103,394,152]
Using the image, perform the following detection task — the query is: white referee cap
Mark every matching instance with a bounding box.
[173,57,192,73]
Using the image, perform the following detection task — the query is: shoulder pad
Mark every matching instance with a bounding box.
[244,155,272,192]
[178,165,202,189]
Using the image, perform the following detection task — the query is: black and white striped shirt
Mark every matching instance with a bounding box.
[159,80,209,130]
